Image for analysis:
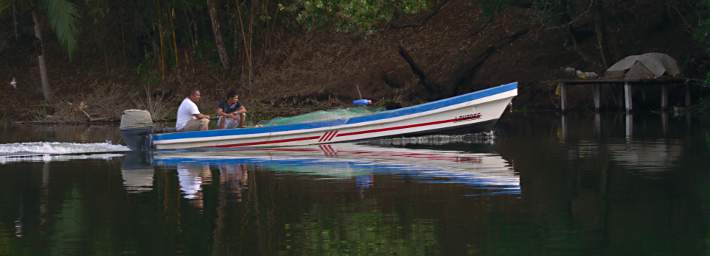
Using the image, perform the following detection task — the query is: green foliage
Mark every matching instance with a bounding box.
[286,209,439,255]
[695,0,710,86]
[479,0,509,17]
[42,0,80,59]
[0,0,9,14]
[285,0,430,33]
[136,58,161,86]
[84,0,108,22]
[531,0,571,25]
[0,0,80,59]
[0,0,28,17]
[695,0,710,48]
[478,0,571,23]
[49,187,86,256]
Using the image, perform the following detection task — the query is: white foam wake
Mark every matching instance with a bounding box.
[0,153,126,164]
[0,142,130,164]
[0,142,130,155]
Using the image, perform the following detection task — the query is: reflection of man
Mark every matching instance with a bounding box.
[218,164,248,202]
[356,174,373,199]
[176,89,210,131]
[177,164,211,208]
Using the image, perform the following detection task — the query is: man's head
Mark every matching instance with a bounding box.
[226,90,239,104]
[189,89,201,102]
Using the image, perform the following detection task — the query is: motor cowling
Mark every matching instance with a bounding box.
[120,109,153,151]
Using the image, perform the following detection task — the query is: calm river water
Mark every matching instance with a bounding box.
[0,112,708,256]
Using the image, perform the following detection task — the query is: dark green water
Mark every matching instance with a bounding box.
[0,113,709,256]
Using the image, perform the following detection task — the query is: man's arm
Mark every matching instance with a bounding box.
[193,113,210,119]
[230,106,247,118]
[189,102,209,119]
[216,107,226,117]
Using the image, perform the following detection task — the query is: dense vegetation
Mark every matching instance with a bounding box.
[0,0,708,122]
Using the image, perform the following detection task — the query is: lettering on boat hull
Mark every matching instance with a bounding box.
[454,113,482,122]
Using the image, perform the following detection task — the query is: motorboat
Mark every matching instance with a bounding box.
[121,82,517,150]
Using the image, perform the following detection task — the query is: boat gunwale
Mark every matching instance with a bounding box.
[152,82,518,143]
[154,91,514,146]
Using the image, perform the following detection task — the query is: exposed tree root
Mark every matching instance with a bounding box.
[398,45,442,99]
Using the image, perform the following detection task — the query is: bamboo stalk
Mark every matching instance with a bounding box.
[171,7,179,68]
[208,0,231,69]
[12,0,18,40]
[156,0,166,80]
[248,0,257,83]
[235,0,252,83]
[32,10,52,102]
[262,0,270,50]
[233,13,240,66]
[592,0,609,67]
[121,16,127,64]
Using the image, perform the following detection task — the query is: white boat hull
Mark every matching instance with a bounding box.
[152,82,517,150]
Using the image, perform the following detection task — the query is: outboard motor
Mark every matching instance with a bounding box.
[120,109,154,151]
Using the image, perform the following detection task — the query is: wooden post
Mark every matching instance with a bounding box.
[560,82,567,112]
[624,82,632,112]
[625,113,633,139]
[560,114,567,141]
[685,83,691,107]
[661,112,668,135]
[594,113,601,137]
[593,84,601,111]
[661,84,668,111]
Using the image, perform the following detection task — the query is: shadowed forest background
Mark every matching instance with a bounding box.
[1,0,709,123]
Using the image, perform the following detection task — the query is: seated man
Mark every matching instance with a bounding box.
[216,90,247,129]
[176,89,210,131]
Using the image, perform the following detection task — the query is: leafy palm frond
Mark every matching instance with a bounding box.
[0,0,34,15]
[0,0,11,14]
[41,0,80,59]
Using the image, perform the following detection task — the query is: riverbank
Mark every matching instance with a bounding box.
[1,0,706,124]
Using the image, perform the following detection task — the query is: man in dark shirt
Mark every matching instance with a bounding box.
[216,90,247,129]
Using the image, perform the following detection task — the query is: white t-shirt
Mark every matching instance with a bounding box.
[176,98,200,130]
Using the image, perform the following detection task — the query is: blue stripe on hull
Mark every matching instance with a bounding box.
[153,82,517,141]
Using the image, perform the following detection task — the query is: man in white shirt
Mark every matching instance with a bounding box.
[176,89,210,131]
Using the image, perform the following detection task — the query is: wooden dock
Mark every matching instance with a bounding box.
[558,79,691,112]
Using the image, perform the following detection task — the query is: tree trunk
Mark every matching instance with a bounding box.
[13,1,18,40]
[32,10,52,102]
[235,0,253,85]
[189,10,199,57]
[233,12,241,69]
[156,0,166,80]
[158,20,166,79]
[593,0,609,67]
[247,0,257,84]
[171,8,179,68]
[208,0,230,70]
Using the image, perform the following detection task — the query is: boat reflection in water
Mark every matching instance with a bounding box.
[151,142,520,197]
[121,151,154,194]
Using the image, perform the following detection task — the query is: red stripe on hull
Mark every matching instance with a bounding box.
[214,116,479,148]
[337,118,461,137]
[318,131,329,142]
[325,130,338,141]
[217,136,320,148]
